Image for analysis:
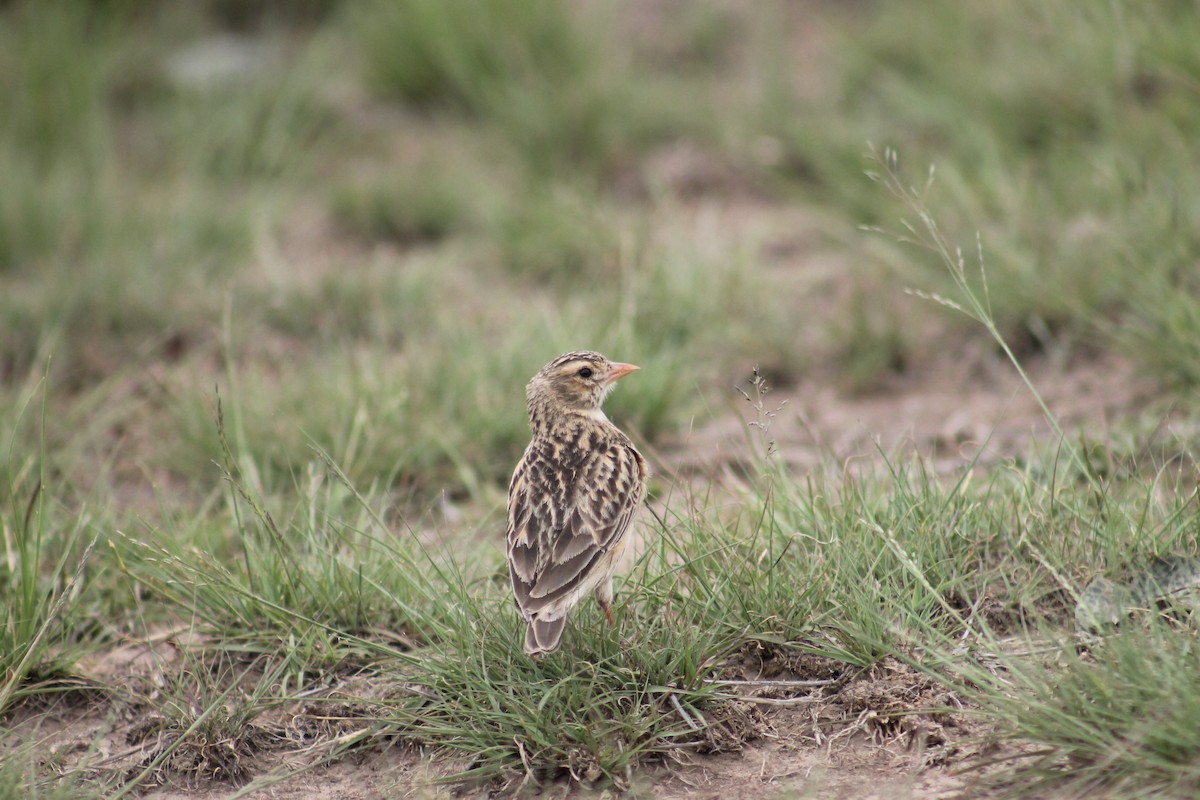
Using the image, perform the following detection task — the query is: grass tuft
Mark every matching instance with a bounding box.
[1,383,100,714]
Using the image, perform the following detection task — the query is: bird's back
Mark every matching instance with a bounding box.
[506,417,646,644]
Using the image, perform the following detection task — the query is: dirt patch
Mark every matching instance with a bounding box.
[5,634,988,800]
[650,650,984,800]
[2,661,435,799]
[649,722,970,800]
[670,346,1159,482]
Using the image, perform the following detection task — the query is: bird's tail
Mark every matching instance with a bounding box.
[524,617,567,657]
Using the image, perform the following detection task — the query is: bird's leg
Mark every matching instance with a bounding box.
[596,579,616,626]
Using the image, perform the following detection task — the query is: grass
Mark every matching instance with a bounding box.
[0,746,107,800]
[158,229,771,501]
[0,2,118,274]
[967,625,1200,798]
[114,432,743,787]
[349,0,698,178]
[758,0,1200,381]
[105,386,1200,794]
[0,2,329,384]
[3,0,1200,797]
[0,381,103,714]
[329,168,480,246]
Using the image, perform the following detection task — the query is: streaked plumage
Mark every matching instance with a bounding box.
[506,351,648,657]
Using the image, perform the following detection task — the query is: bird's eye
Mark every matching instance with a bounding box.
[577,367,594,379]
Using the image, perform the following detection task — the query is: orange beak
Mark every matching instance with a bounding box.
[604,362,640,385]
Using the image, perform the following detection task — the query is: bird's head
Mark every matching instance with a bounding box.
[526,351,639,429]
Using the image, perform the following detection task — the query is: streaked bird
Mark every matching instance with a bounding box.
[506,351,648,657]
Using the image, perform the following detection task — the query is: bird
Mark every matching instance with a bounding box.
[506,351,648,657]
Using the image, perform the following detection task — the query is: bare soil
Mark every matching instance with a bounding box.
[674,345,1157,481]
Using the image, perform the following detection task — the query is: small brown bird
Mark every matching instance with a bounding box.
[506,351,648,657]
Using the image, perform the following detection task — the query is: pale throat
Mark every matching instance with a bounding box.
[577,406,610,423]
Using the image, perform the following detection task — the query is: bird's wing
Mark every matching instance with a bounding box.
[507,438,645,615]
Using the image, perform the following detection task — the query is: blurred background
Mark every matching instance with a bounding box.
[2,0,1199,511]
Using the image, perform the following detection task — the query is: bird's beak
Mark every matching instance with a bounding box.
[605,362,640,385]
